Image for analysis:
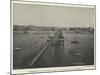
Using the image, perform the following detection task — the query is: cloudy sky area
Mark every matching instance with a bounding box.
[13,3,95,27]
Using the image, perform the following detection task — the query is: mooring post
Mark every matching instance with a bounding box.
[53,31,64,66]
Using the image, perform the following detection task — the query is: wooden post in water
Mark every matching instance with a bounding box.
[53,30,64,66]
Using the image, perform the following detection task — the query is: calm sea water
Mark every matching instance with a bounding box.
[13,31,94,69]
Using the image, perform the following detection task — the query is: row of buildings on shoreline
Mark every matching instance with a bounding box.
[13,25,94,34]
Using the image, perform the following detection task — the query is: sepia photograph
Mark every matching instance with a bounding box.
[12,0,96,74]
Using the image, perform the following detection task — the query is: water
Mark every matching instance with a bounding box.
[13,31,94,69]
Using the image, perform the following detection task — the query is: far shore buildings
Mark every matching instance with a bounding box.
[13,25,68,31]
[69,27,94,33]
[13,25,94,34]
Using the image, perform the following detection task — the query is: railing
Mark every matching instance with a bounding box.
[28,41,51,66]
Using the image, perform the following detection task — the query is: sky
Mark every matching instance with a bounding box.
[13,3,95,27]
